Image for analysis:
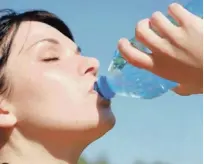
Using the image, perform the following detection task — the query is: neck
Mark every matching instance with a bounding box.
[0,128,88,164]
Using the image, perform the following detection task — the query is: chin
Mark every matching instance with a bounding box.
[93,110,116,140]
[97,97,116,131]
[81,109,116,143]
[85,123,115,143]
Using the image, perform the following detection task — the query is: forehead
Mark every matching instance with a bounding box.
[11,21,75,54]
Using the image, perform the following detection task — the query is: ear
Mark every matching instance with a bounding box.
[0,99,17,128]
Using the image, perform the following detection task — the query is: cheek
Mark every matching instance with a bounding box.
[9,60,102,132]
[38,72,99,123]
[10,64,90,120]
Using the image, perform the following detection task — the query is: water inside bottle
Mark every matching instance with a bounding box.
[107,49,178,99]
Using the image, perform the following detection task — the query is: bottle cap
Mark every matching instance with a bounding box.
[94,76,115,100]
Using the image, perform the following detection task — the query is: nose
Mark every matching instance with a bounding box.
[80,57,100,76]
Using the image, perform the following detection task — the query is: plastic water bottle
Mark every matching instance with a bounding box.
[94,0,203,100]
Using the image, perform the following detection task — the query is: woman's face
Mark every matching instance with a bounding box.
[5,21,115,141]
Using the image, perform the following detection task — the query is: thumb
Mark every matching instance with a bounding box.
[118,38,154,70]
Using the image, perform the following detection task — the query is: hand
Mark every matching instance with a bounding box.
[118,3,203,96]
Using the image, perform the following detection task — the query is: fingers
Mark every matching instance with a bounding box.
[118,38,154,70]
[135,18,172,54]
[168,3,196,27]
[150,8,187,49]
[150,11,181,40]
[118,17,175,70]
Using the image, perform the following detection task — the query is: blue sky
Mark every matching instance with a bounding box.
[1,0,203,164]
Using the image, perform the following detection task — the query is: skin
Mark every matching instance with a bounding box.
[0,2,201,164]
[118,3,203,96]
[0,21,115,164]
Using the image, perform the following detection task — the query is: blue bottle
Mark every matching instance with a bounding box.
[94,0,203,100]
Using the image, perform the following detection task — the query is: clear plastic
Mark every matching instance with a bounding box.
[94,0,203,100]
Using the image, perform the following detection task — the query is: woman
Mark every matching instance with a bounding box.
[0,2,203,164]
[0,9,116,164]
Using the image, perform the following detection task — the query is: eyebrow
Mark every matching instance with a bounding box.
[25,38,81,54]
[26,38,59,51]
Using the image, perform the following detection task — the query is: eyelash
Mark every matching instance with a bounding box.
[43,57,59,62]
[41,46,81,62]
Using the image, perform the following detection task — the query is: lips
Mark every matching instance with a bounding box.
[89,80,111,108]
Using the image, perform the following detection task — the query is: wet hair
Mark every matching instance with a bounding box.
[0,9,74,97]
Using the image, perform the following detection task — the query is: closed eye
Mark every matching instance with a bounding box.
[43,57,59,62]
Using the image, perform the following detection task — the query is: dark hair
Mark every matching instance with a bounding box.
[0,9,74,97]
